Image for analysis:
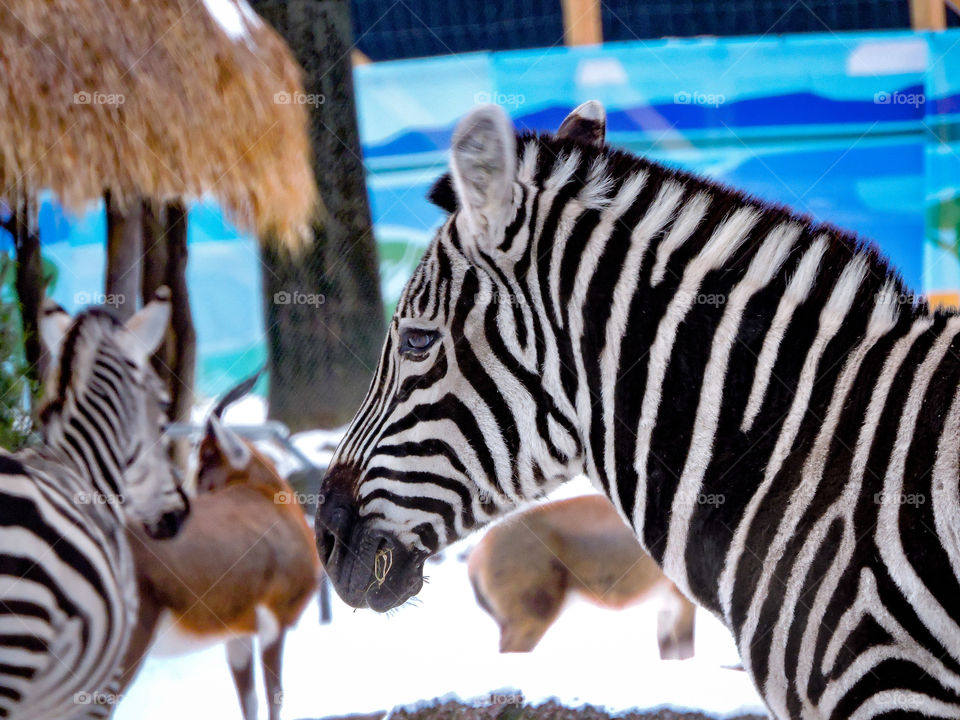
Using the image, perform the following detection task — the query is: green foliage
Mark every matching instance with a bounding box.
[0,253,34,451]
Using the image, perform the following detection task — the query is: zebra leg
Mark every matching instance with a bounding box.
[226,637,258,720]
[261,631,285,720]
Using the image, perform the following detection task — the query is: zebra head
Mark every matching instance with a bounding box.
[40,288,189,539]
[319,103,607,611]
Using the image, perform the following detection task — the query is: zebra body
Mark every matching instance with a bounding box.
[0,295,187,719]
[317,102,960,719]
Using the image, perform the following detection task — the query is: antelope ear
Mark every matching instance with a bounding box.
[206,414,251,472]
[449,104,516,241]
[556,100,606,146]
[121,286,171,365]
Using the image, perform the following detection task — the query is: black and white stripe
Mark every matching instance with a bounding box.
[319,101,960,718]
[0,295,187,720]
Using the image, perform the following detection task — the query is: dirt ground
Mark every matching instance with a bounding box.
[317,698,767,720]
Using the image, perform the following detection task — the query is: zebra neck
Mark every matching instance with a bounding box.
[42,403,129,510]
[540,177,923,607]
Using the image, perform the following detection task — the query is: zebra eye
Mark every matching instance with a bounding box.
[399,328,439,357]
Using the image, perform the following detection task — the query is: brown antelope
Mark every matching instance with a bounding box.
[468,494,696,657]
[115,375,320,720]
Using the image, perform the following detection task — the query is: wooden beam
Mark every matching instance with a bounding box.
[562,0,602,46]
[911,0,947,29]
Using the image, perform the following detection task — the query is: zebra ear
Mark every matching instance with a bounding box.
[450,104,517,241]
[39,301,72,364]
[556,100,606,146]
[121,286,171,365]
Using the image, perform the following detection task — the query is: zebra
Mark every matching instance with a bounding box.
[317,99,960,719]
[0,289,189,720]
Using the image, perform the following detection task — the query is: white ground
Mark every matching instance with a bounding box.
[115,399,766,720]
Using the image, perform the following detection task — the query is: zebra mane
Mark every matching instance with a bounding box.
[428,131,931,318]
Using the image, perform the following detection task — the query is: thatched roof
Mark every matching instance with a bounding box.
[0,0,317,247]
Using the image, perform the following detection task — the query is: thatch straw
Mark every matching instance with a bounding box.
[0,0,318,248]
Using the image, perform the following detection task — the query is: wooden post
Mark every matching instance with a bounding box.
[141,197,175,397]
[11,196,46,393]
[164,201,195,468]
[910,0,947,29]
[561,0,602,46]
[140,199,169,304]
[104,191,143,320]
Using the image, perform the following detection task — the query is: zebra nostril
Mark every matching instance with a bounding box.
[316,506,351,567]
[316,463,361,572]
[317,524,337,567]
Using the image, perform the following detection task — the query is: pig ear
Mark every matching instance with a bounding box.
[556,100,606,146]
[205,414,251,472]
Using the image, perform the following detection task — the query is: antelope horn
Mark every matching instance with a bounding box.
[210,364,268,420]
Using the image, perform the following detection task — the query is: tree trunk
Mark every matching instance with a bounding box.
[12,197,46,392]
[141,199,194,467]
[140,199,169,303]
[141,197,172,388]
[104,191,142,321]
[250,0,386,432]
[164,201,195,432]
